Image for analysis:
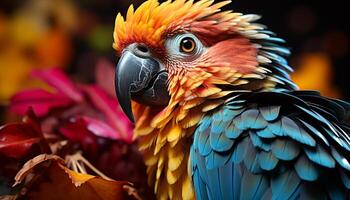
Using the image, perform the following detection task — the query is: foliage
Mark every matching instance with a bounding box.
[1,66,154,199]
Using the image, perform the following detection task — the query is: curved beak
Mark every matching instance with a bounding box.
[115,44,170,122]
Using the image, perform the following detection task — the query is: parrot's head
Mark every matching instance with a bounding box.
[113,0,296,123]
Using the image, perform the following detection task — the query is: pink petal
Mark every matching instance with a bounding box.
[59,117,98,153]
[82,116,120,140]
[10,89,73,117]
[82,85,133,142]
[95,58,116,97]
[32,68,84,102]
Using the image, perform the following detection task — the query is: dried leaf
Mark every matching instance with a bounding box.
[13,154,64,186]
[14,154,136,200]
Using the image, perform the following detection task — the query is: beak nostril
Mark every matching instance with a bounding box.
[136,44,149,53]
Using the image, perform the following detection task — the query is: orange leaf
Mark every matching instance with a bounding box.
[14,154,137,200]
[13,154,64,186]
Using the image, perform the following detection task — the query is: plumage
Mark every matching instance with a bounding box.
[113,0,350,199]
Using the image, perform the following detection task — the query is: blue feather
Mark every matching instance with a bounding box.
[225,122,243,139]
[218,165,233,200]
[231,137,249,163]
[193,171,209,200]
[206,168,222,199]
[271,170,301,200]
[330,147,350,171]
[249,131,271,151]
[198,117,212,132]
[240,170,268,200]
[298,119,329,146]
[210,131,234,152]
[256,128,276,138]
[281,116,316,146]
[211,111,224,134]
[271,138,300,161]
[223,109,243,122]
[259,106,280,121]
[258,151,279,171]
[206,151,231,170]
[243,142,263,173]
[323,127,350,151]
[241,109,268,129]
[195,150,209,183]
[294,154,319,181]
[304,145,335,168]
[268,120,283,136]
[198,131,212,156]
[234,115,246,130]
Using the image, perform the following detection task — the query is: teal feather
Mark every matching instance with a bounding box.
[218,165,233,200]
[225,122,243,139]
[256,128,276,138]
[271,170,301,200]
[198,131,212,156]
[268,120,283,136]
[330,147,350,171]
[190,90,350,199]
[240,170,268,200]
[294,154,319,181]
[304,145,335,168]
[223,109,243,122]
[206,168,222,199]
[281,116,316,146]
[211,111,224,134]
[198,117,212,132]
[259,106,280,121]
[231,137,249,163]
[258,151,279,171]
[271,138,300,161]
[241,109,268,129]
[206,151,231,169]
[243,142,263,173]
[249,131,271,151]
[298,119,330,146]
[210,131,234,152]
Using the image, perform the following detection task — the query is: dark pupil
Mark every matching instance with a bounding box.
[182,38,194,51]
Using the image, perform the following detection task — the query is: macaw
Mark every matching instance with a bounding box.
[113,0,350,199]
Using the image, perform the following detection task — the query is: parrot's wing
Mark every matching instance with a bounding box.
[190,90,350,200]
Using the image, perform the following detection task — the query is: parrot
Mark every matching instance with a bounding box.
[113,0,350,199]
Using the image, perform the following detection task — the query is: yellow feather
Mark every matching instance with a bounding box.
[202,99,225,112]
[182,176,194,200]
[166,166,182,184]
[197,87,222,98]
[183,97,204,110]
[167,124,182,142]
[168,146,184,171]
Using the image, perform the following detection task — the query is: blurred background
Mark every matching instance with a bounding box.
[0,0,349,123]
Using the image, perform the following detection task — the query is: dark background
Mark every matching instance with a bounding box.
[0,0,349,102]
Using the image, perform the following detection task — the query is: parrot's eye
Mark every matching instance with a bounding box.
[165,33,205,61]
[180,37,196,53]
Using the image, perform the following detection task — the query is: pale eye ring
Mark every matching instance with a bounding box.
[180,37,196,53]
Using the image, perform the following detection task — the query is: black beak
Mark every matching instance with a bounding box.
[115,43,170,122]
